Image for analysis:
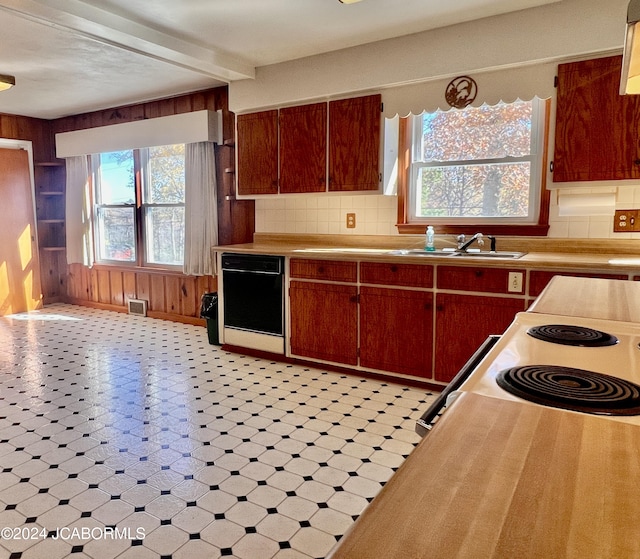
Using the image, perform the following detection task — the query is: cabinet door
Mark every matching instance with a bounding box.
[290,281,358,365]
[280,103,327,193]
[434,294,524,383]
[554,56,640,182]
[237,110,278,195]
[328,94,381,191]
[360,287,433,378]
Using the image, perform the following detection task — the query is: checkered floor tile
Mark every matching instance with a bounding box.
[0,304,436,559]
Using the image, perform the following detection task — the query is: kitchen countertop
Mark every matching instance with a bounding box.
[327,275,640,558]
[530,275,640,321]
[214,234,640,273]
[328,391,640,559]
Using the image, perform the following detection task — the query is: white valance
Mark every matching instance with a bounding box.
[55,110,223,157]
[382,61,557,118]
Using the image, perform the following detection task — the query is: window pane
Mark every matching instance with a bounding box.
[145,206,185,266]
[421,102,532,162]
[98,151,135,204]
[144,144,185,204]
[415,163,531,218]
[96,207,136,261]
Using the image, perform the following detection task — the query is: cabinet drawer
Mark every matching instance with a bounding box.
[290,258,357,282]
[360,262,433,288]
[437,265,526,294]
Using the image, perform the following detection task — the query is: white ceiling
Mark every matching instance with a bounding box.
[0,0,561,120]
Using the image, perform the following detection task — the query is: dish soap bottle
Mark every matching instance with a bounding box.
[425,225,435,252]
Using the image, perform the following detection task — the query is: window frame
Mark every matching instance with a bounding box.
[91,146,186,269]
[396,98,551,236]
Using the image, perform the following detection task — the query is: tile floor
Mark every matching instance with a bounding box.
[0,304,436,559]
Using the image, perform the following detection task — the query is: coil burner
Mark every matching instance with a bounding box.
[526,324,619,347]
[496,365,640,415]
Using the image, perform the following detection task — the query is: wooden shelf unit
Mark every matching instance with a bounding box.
[34,160,66,303]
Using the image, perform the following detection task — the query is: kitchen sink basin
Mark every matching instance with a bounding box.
[387,249,455,256]
[451,251,527,259]
[388,249,526,259]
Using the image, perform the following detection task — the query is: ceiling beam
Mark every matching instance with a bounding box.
[0,0,255,82]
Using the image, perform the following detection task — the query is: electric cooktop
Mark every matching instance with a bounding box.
[455,312,640,424]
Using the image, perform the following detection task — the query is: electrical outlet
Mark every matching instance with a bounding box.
[613,209,640,232]
[508,272,523,293]
[346,213,356,228]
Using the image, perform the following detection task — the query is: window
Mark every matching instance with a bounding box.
[400,98,549,234]
[92,144,185,266]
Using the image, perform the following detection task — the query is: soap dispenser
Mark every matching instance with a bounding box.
[425,226,435,251]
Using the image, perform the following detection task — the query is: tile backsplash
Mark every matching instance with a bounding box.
[256,195,398,236]
[255,185,640,239]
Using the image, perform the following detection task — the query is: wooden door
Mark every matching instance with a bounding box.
[236,110,278,195]
[328,94,381,191]
[290,280,358,365]
[280,103,327,193]
[0,148,43,315]
[360,286,433,378]
[434,293,524,383]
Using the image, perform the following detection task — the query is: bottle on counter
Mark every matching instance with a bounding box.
[425,225,435,251]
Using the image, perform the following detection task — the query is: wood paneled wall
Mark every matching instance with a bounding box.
[66,264,216,325]
[51,88,234,135]
[0,113,53,161]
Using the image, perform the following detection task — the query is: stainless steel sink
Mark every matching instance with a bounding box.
[451,251,527,259]
[387,249,455,256]
[388,249,526,259]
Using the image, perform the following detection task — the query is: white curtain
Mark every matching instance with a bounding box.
[183,142,218,276]
[65,156,93,266]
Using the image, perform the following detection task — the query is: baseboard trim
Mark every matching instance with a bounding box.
[63,297,206,326]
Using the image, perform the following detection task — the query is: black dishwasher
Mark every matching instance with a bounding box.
[221,253,285,353]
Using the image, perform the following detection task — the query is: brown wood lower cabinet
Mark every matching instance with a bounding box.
[360,286,433,378]
[289,280,358,365]
[434,293,526,383]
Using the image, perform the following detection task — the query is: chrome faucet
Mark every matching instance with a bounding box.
[456,233,485,252]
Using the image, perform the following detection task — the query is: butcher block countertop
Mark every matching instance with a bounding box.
[530,275,640,321]
[328,391,640,559]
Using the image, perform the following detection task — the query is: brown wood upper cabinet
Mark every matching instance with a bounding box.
[280,103,327,193]
[237,110,278,195]
[554,55,640,182]
[236,94,382,195]
[328,94,381,192]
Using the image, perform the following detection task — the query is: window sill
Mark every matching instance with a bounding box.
[396,223,550,236]
[91,263,188,276]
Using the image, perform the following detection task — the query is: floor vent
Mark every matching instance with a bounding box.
[127,299,148,317]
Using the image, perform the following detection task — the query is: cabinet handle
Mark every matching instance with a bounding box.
[634,159,640,166]
[436,304,444,312]
[390,265,398,273]
[475,270,484,278]
[318,266,325,274]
